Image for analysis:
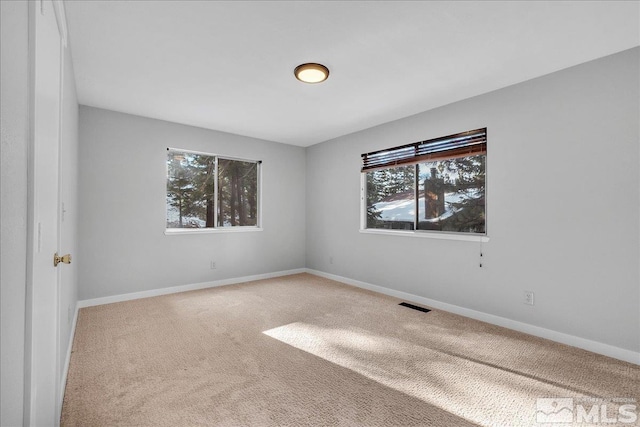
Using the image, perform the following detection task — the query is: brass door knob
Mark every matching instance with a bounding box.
[54,253,72,267]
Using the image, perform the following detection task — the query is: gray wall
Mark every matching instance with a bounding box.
[1,2,29,425]
[78,107,306,300]
[306,48,639,352]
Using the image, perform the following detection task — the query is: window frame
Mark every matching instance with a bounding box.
[165,147,263,235]
[360,129,489,241]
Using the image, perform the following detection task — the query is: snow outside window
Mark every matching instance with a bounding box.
[362,129,486,235]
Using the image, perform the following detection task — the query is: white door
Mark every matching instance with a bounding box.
[28,0,64,425]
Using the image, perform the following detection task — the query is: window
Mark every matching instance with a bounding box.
[362,128,486,235]
[166,149,260,230]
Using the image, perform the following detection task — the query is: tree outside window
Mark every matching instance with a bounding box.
[167,150,260,229]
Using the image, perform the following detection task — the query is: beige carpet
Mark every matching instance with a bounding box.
[61,273,639,426]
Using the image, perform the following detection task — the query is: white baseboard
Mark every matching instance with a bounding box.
[77,268,307,308]
[58,302,79,421]
[305,269,640,365]
[73,267,639,365]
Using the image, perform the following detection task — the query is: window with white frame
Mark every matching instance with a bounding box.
[361,128,486,235]
[166,149,260,230]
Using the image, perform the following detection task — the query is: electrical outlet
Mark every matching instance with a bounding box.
[210,261,217,270]
[524,291,535,306]
[329,256,333,265]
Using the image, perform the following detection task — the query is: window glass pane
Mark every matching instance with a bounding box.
[166,151,216,228]
[417,155,485,233]
[217,159,258,227]
[366,165,415,230]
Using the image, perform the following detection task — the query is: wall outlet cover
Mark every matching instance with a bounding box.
[524,291,535,306]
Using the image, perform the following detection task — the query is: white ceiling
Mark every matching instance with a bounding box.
[65,1,639,147]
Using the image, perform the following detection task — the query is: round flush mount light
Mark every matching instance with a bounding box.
[294,63,330,84]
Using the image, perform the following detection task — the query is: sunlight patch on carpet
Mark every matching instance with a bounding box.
[263,322,589,427]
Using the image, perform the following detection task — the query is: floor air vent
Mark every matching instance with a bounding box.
[399,302,431,313]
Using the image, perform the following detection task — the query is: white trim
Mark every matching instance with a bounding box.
[164,227,263,235]
[24,3,37,423]
[77,268,306,308]
[54,22,65,425]
[213,156,219,227]
[59,302,78,413]
[305,269,640,365]
[360,173,367,229]
[257,160,263,229]
[359,228,490,242]
[50,0,67,47]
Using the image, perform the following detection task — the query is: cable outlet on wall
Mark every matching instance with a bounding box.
[210,261,217,270]
[524,290,534,306]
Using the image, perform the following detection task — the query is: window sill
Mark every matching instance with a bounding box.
[165,227,263,236]
[359,228,489,242]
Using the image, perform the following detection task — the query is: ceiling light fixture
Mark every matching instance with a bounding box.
[294,63,330,84]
